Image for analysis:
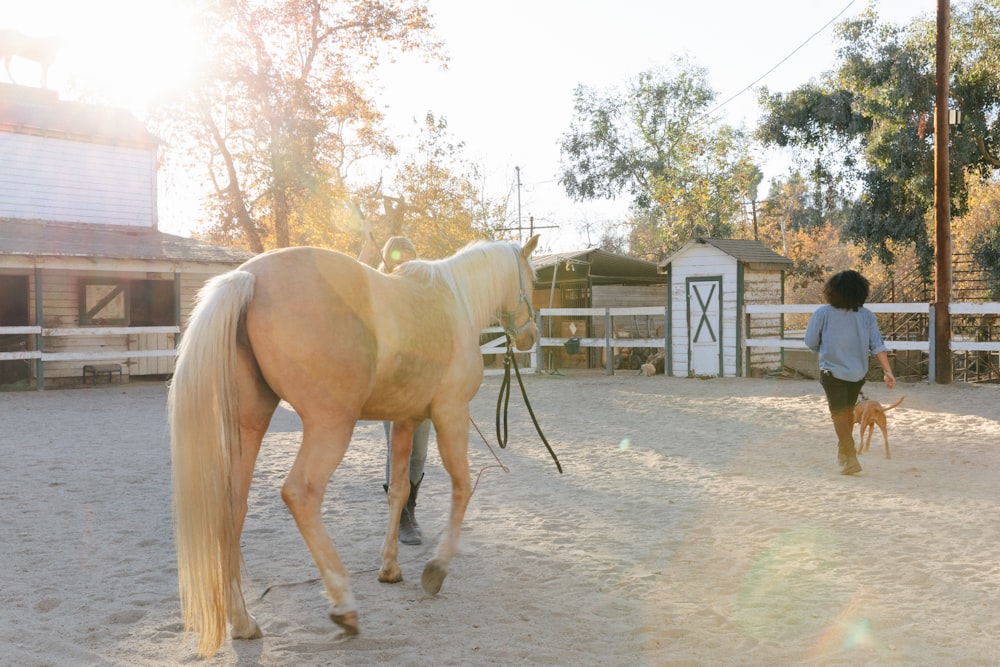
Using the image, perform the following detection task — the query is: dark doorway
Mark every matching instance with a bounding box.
[0,275,31,388]
[129,279,176,326]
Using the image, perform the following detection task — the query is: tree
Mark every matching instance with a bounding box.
[152,0,443,253]
[362,113,512,258]
[958,178,1000,298]
[558,56,754,258]
[756,0,1000,277]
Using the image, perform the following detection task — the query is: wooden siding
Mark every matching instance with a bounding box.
[743,269,785,374]
[0,132,156,227]
[3,266,233,385]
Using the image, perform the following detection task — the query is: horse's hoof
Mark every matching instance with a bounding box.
[421,560,447,595]
[231,618,263,640]
[329,609,359,636]
[378,565,403,584]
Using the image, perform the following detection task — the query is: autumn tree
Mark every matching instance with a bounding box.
[558,57,755,259]
[357,112,512,259]
[756,0,1000,277]
[957,178,1000,298]
[152,0,443,253]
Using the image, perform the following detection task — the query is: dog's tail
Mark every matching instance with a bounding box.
[884,396,905,411]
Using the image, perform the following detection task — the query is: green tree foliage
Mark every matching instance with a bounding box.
[558,57,754,259]
[756,0,1000,277]
[152,0,443,253]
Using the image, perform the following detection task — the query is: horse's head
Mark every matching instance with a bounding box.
[501,235,540,351]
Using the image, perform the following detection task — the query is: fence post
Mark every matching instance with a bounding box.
[35,267,44,391]
[605,307,613,376]
[664,306,670,378]
[927,305,936,385]
[743,307,750,378]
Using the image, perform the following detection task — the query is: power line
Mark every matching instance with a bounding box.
[703,0,858,121]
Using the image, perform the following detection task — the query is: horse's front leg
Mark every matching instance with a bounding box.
[379,420,415,583]
[422,407,472,595]
[281,420,359,635]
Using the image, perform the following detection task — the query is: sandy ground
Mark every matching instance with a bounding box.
[2,371,999,666]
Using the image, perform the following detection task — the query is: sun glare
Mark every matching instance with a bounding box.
[3,0,205,117]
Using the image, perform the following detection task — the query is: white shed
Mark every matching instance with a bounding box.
[658,238,793,377]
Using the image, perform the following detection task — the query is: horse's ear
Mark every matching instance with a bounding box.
[522,234,540,258]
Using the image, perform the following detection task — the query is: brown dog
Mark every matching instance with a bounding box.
[854,396,904,459]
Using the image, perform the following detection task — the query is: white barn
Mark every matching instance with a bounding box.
[0,83,251,389]
[658,238,793,378]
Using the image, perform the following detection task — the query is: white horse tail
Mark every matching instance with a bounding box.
[168,269,256,658]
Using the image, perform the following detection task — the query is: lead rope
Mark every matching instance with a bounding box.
[495,336,563,474]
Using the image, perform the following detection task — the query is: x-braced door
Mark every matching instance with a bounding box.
[686,277,723,377]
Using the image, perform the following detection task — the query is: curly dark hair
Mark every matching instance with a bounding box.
[822,270,870,311]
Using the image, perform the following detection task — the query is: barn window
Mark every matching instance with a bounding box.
[79,280,129,325]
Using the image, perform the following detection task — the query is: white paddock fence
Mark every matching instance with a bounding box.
[2,309,663,386]
[9,303,995,386]
[744,302,1000,382]
[528,307,667,376]
[0,326,180,389]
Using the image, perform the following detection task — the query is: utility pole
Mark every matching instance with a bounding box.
[515,166,522,243]
[933,0,952,384]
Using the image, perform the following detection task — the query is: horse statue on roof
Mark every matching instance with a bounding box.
[0,30,60,88]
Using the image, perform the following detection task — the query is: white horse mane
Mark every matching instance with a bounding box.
[396,240,532,329]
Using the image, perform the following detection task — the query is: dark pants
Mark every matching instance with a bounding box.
[820,370,865,454]
[820,370,865,415]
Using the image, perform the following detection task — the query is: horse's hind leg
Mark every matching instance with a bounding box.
[281,417,359,635]
[228,353,279,640]
[422,410,472,595]
[379,420,416,584]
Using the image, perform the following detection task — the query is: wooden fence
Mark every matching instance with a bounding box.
[0,326,179,389]
[533,307,667,375]
[10,302,995,388]
[1,308,668,387]
[744,302,1000,383]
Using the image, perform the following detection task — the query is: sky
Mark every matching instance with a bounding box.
[3,0,934,252]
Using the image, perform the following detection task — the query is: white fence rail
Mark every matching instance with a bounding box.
[0,326,180,363]
[743,302,1000,381]
[8,302,995,385]
[535,306,667,375]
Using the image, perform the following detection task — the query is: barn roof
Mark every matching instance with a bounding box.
[533,248,666,285]
[0,219,253,266]
[657,237,792,272]
[0,83,158,148]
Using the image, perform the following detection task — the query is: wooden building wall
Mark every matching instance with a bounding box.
[743,269,786,376]
[0,133,156,228]
[0,264,234,386]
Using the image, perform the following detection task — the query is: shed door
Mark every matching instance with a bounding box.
[687,277,722,377]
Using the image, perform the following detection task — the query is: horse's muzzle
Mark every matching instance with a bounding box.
[511,322,538,352]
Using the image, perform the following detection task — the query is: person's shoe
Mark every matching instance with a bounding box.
[399,504,422,545]
[398,476,423,545]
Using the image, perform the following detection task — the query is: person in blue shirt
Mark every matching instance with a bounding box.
[804,270,897,475]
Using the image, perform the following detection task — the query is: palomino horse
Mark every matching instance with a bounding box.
[169,235,540,657]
